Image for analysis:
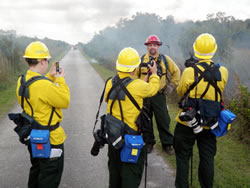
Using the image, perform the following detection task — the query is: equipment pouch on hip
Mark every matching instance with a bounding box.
[211,109,236,137]
[120,134,144,163]
[8,113,32,145]
[30,129,51,158]
[104,114,125,149]
[196,99,223,127]
[135,107,152,134]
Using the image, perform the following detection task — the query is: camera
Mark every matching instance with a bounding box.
[187,115,203,134]
[179,108,203,134]
[90,115,107,156]
[148,56,163,77]
[148,56,155,67]
[90,129,107,156]
[146,56,155,76]
[56,62,61,73]
[179,107,196,121]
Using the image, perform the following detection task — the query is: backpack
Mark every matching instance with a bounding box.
[93,75,152,149]
[178,62,223,127]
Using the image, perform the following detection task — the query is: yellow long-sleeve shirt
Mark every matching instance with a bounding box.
[16,70,70,145]
[105,72,160,131]
[135,53,180,90]
[175,60,228,126]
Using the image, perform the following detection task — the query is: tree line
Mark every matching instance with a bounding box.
[78,12,250,90]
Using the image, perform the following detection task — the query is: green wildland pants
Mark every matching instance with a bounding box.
[108,144,146,188]
[148,92,174,147]
[27,143,64,188]
[174,123,216,188]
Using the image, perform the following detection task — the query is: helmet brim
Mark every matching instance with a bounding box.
[144,41,162,46]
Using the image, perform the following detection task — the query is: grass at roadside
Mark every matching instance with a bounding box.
[0,83,17,119]
[88,61,250,188]
[91,63,114,80]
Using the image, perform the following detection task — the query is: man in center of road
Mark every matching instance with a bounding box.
[105,47,160,187]
[135,35,180,154]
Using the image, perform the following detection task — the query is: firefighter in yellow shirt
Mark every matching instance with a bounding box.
[16,41,70,188]
[135,35,180,154]
[174,33,228,188]
[105,47,160,188]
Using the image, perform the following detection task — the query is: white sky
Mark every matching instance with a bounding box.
[0,0,249,44]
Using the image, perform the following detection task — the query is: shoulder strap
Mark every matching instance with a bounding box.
[19,74,51,116]
[94,76,112,130]
[179,63,213,106]
[198,63,222,102]
[160,54,168,70]
[48,107,55,126]
[117,77,141,112]
[19,73,57,126]
[109,85,124,120]
[141,54,146,63]
[109,76,133,121]
[159,54,171,83]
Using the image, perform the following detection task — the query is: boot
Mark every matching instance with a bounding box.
[146,144,154,154]
[163,145,174,155]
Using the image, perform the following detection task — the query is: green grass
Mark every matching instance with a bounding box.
[87,60,250,188]
[91,63,114,80]
[0,82,17,118]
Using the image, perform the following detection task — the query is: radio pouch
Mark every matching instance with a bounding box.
[120,134,144,163]
[211,109,236,137]
[30,129,51,158]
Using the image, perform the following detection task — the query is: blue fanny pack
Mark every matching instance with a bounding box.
[120,134,144,163]
[211,109,236,137]
[30,129,51,158]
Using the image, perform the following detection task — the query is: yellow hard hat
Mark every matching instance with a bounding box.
[193,33,217,60]
[116,47,141,72]
[23,41,51,59]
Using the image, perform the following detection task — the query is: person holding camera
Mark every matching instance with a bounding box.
[104,47,160,188]
[174,33,228,188]
[135,35,180,154]
[16,41,70,188]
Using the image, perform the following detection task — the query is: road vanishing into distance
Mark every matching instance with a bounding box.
[0,49,175,188]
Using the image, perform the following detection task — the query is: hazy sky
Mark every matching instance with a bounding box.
[1,0,249,44]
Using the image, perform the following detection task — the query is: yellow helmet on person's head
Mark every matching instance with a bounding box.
[116,47,141,72]
[193,33,217,60]
[23,41,51,59]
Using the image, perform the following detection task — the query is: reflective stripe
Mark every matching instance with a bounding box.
[210,121,218,130]
[112,136,122,146]
[116,62,139,68]
[194,50,215,57]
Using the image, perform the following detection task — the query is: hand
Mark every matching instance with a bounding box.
[148,60,157,75]
[49,62,57,77]
[55,67,65,78]
[144,74,149,82]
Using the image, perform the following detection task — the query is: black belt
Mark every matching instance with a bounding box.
[49,122,60,131]
[32,122,60,131]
